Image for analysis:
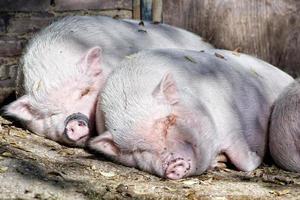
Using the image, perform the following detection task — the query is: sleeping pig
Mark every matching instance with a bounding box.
[269,79,300,172]
[3,16,213,147]
[90,49,293,179]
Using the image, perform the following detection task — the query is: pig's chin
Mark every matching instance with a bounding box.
[59,134,90,147]
[72,134,90,146]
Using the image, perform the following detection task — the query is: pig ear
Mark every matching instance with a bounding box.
[152,72,179,105]
[89,131,120,157]
[3,95,37,121]
[82,46,103,77]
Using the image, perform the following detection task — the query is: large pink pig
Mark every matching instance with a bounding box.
[3,16,213,147]
[269,79,300,172]
[90,49,293,179]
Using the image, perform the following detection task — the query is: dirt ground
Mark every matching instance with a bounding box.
[0,116,299,200]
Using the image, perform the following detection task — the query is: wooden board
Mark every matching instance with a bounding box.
[163,0,300,77]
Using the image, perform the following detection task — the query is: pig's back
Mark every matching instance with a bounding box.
[18,16,213,96]
[50,16,213,69]
[201,49,293,100]
[114,48,292,98]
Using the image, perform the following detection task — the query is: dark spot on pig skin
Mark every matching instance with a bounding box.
[138,21,144,26]
[138,29,147,33]
[80,87,91,98]
[186,163,191,171]
[214,52,227,60]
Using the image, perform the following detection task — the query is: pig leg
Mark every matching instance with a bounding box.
[225,138,262,172]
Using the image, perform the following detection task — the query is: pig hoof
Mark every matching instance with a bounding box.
[64,113,90,142]
[165,159,190,180]
[243,152,262,172]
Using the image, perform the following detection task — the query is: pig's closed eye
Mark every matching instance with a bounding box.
[133,149,146,154]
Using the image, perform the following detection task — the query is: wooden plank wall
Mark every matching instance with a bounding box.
[163,0,300,77]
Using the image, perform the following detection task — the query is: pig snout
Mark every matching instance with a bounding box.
[164,157,191,180]
[64,113,90,142]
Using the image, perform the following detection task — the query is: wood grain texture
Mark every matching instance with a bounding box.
[163,0,300,77]
[133,0,141,19]
[54,0,132,11]
[152,0,163,22]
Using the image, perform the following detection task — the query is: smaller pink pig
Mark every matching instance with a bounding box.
[269,79,300,172]
[3,16,213,147]
[90,49,293,179]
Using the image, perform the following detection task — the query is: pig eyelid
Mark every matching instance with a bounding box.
[127,147,152,155]
[119,147,134,154]
[132,149,145,155]
[135,148,157,155]
[49,112,61,117]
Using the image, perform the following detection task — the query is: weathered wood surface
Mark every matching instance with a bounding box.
[1,116,300,199]
[152,0,163,22]
[163,0,300,77]
[133,0,141,19]
[53,0,132,11]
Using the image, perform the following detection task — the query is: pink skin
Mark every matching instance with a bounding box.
[89,74,206,179]
[165,158,191,180]
[150,115,197,179]
[90,101,258,179]
[64,118,89,141]
[4,47,107,147]
[90,73,233,179]
[88,44,293,178]
[269,79,300,172]
[90,113,199,180]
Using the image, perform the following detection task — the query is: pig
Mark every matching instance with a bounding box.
[3,16,213,147]
[90,49,293,179]
[269,79,300,172]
